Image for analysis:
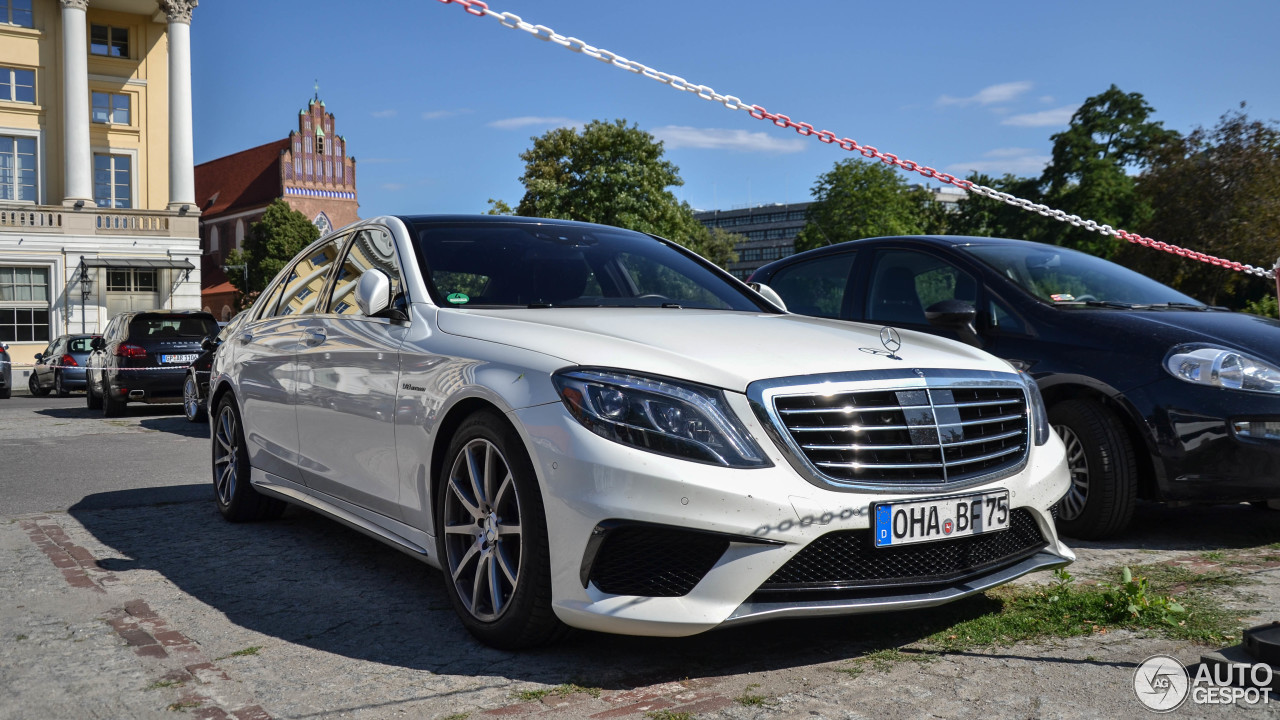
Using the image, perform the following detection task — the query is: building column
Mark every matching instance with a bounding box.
[160,0,197,210]
[59,0,93,207]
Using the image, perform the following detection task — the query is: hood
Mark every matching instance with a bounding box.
[435,308,1012,393]
[1078,308,1280,360]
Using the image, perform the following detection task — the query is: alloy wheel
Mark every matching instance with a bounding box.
[1054,423,1089,521]
[442,438,523,622]
[183,375,200,420]
[212,404,240,506]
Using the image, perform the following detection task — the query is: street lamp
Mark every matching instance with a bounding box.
[222,263,248,291]
[78,260,94,334]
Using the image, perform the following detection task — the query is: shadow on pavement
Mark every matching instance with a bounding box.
[68,489,1280,687]
[138,416,207,439]
[1071,501,1280,552]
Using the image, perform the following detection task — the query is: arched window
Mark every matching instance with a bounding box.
[315,135,325,155]
[235,220,245,250]
[210,225,219,252]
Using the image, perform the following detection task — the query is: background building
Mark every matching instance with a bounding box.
[0,0,201,376]
[694,187,966,279]
[194,95,358,318]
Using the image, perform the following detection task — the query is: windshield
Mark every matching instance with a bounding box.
[128,314,219,339]
[961,244,1203,307]
[411,222,767,312]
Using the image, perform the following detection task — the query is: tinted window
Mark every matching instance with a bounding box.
[412,222,764,311]
[866,250,978,326]
[768,252,855,319]
[128,314,218,339]
[328,228,404,316]
[274,235,345,317]
[67,337,95,352]
[961,244,1202,306]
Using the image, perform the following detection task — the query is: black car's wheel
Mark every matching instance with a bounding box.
[1050,399,1138,540]
[55,372,71,397]
[183,373,205,423]
[0,384,9,400]
[101,374,125,417]
[212,396,285,522]
[29,373,50,397]
[436,410,564,649]
[86,371,102,409]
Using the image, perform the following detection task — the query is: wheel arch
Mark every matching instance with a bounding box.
[428,396,528,527]
[1039,378,1161,500]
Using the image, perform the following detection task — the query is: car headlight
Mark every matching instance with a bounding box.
[1020,371,1051,446]
[1164,345,1280,394]
[553,369,771,468]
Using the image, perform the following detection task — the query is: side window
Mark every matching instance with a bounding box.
[767,252,855,319]
[328,227,404,316]
[273,235,346,317]
[866,250,977,326]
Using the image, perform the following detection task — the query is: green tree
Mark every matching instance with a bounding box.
[948,172,1050,241]
[1039,85,1178,257]
[224,198,319,304]
[501,119,735,267]
[1123,108,1280,307]
[793,158,938,253]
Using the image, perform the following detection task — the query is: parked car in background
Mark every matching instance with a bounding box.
[0,341,10,399]
[29,334,99,397]
[750,235,1280,539]
[208,215,1073,649]
[184,311,248,423]
[85,310,220,417]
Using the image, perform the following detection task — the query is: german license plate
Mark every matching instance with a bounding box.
[873,490,1010,548]
[160,354,198,365]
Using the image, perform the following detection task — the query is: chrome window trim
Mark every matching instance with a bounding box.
[747,368,1030,494]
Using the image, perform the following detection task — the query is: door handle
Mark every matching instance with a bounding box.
[303,328,327,346]
[239,332,253,344]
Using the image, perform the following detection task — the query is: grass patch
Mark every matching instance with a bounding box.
[1201,551,1225,561]
[14,634,26,641]
[925,567,1244,651]
[166,700,201,712]
[213,645,262,661]
[146,679,185,691]
[514,683,601,702]
[833,647,936,678]
[439,714,469,720]
[645,712,692,720]
[736,683,769,707]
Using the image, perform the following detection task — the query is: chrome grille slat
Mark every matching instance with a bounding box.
[770,380,1030,487]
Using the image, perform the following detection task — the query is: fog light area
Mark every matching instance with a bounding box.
[1232,420,1280,441]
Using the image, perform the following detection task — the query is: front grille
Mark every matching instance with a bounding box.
[773,384,1028,485]
[755,508,1045,599]
[587,525,729,597]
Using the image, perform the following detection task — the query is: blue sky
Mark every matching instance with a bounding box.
[192,0,1280,220]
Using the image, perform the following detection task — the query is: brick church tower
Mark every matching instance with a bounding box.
[194,92,360,318]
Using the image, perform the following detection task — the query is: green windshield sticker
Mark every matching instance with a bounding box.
[446,293,470,305]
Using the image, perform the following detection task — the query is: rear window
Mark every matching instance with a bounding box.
[67,337,96,352]
[128,314,219,340]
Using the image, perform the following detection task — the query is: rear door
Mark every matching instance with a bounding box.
[294,226,408,518]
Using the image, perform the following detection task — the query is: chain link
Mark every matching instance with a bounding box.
[435,0,1276,281]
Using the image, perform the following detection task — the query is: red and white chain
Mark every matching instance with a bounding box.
[437,0,1275,281]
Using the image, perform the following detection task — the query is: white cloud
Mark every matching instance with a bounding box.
[1039,95,1055,104]
[946,148,1050,176]
[381,182,407,191]
[651,126,807,154]
[423,108,473,120]
[1002,104,1078,127]
[937,81,1033,107]
[487,116,579,130]
[370,109,397,119]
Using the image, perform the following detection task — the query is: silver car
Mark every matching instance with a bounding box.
[209,215,1072,648]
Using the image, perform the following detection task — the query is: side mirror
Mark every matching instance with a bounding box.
[747,282,788,312]
[33,353,42,362]
[90,337,105,351]
[201,336,217,352]
[355,269,392,317]
[925,300,982,348]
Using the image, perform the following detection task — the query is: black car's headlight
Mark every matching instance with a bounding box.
[553,369,771,468]
[1164,345,1280,394]
[1020,371,1051,446]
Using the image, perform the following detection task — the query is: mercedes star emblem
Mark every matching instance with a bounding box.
[880,326,903,358]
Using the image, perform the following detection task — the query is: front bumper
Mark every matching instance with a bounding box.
[513,394,1073,637]
[1125,377,1280,502]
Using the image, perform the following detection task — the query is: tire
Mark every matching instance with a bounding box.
[86,372,102,409]
[1049,399,1139,540]
[212,396,285,522]
[183,373,206,423]
[436,411,565,649]
[55,372,71,397]
[101,374,125,417]
[0,385,9,400]
[29,373,50,397]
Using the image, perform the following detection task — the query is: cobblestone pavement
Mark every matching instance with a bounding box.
[1,398,1279,719]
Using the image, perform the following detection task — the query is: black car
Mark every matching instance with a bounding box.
[182,311,248,423]
[750,235,1280,538]
[86,310,221,417]
[0,341,11,399]
[30,334,98,396]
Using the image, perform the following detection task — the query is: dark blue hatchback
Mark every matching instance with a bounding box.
[750,235,1280,539]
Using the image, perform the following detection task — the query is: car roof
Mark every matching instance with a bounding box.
[393,214,649,233]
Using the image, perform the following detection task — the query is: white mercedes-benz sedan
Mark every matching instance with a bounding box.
[209,215,1074,648]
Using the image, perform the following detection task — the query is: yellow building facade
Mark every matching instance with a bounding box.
[0,0,200,378]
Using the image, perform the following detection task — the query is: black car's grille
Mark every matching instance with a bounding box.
[587,525,729,597]
[754,508,1045,599]
[773,385,1029,485]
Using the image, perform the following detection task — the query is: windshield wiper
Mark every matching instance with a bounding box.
[1145,302,1224,311]
[1079,300,1145,309]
